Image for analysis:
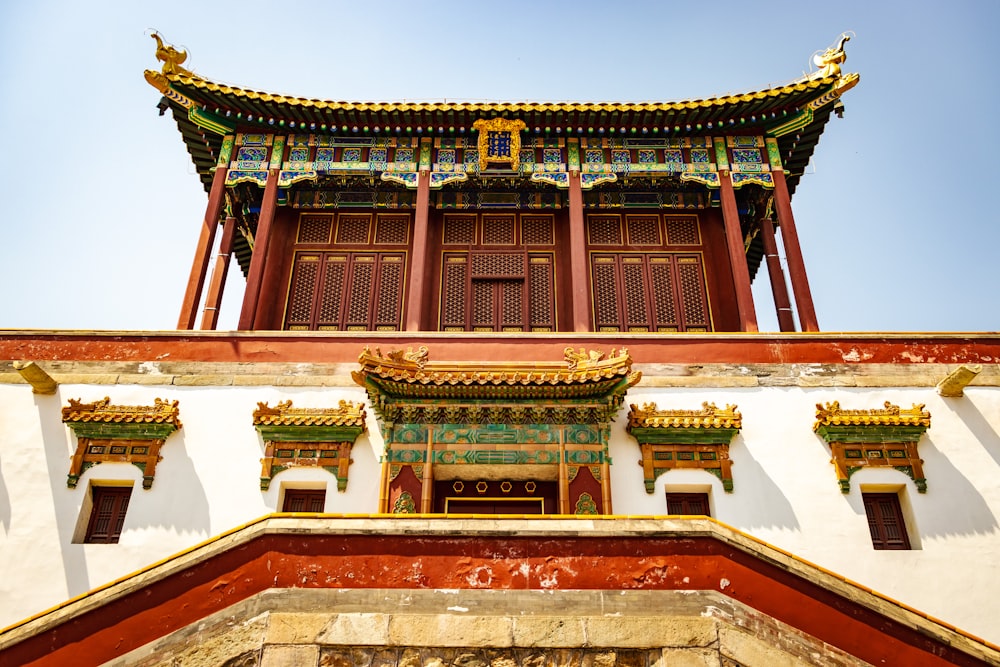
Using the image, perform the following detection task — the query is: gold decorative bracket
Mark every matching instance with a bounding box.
[13,361,57,394]
[937,365,982,397]
[62,398,182,489]
[627,402,741,493]
[814,401,931,493]
[253,400,367,491]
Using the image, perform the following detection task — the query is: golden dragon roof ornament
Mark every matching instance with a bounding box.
[811,33,851,79]
[151,33,194,77]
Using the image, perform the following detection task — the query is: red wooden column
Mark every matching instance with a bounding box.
[718,171,758,332]
[567,170,591,332]
[759,217,796,332]
[404,168,431,331]
[177,159,229,329]
[199,216,237,330]
[772,168,819,331]
[238,169,280,330]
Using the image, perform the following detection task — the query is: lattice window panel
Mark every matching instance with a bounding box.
[521,215,554,245]
[472,280,495,329]
[529,255,555,331]
[471,253,524,278]
[500,281,523,329]
[482,215,516,245]
[297,215,333,244]
[374,215,410,245]
[373,256,404,329]
[649,257,679,330]
[344,257,375,328]
[441,255,468,329]
[590,253,711,332]
[621,258,650,331]
[285,255,321,329]
[587,216,623,245]
[285,252,404,331]
[626,216,661,246]
[335,214,372,245]
[443,216,476,245]
[591,257,621,331]
[677,255,710,330]
[665,217,701,245]
[317,256,347,329]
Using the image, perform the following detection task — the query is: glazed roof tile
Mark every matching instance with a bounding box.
[252,400,366,428]
[62,397,182,427]
[628,402,743,430]
[813,401,932,430]
[352,346,641,400]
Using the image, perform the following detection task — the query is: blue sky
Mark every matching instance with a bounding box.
[0,1,997,332]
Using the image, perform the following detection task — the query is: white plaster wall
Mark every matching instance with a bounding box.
[1,380,998,644]
[0,382,382,629]
[610,384,1000,644]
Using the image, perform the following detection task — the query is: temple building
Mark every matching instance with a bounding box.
[1,35,999,666]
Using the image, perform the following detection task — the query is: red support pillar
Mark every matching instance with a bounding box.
[760,217,796,332]
[718,172,758,332]
[772,169,819,332]
[199,216,237,330]
[238,169,279,331]
[567,170,591,332]
[177,165,227,329]
[404,169,431,331]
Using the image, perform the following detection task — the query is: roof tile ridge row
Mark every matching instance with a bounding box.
[148,68,845,113]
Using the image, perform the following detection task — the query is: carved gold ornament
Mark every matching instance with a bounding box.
[472,118,527,171]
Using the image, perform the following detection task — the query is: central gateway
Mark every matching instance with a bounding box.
[353,346,640,514]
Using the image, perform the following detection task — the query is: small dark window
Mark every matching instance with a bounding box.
[85,487,132,543]
[863,492,911,550]
[282,489,326,512]
[666,492,710,516]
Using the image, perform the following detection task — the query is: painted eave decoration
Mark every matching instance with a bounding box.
[61,397,182,439]
[627,402,741,492]
[144,33,859,196]
[352,345,641,400]
[61,397,181,489]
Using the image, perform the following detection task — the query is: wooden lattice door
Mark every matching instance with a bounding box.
[283,213,409,331]
[588,214,712,332]
[439,213,556,332]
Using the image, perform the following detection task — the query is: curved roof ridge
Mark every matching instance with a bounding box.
[148,67,848,112]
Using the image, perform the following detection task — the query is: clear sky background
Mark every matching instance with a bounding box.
[0,1,996,333]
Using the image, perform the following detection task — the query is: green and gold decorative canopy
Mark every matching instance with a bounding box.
[352,346,641,427]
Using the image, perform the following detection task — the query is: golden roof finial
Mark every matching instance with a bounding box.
[151,33,193,78]
[812,33,851,78]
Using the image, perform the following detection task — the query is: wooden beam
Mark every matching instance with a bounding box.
[238,169,280,330]
[759,218,796,332]
[404,169,431,331]
[772,169,819,332]
[567,170,591,332]
[177,165,227,329]
[199,217,237,330]
[718,172,758,332]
